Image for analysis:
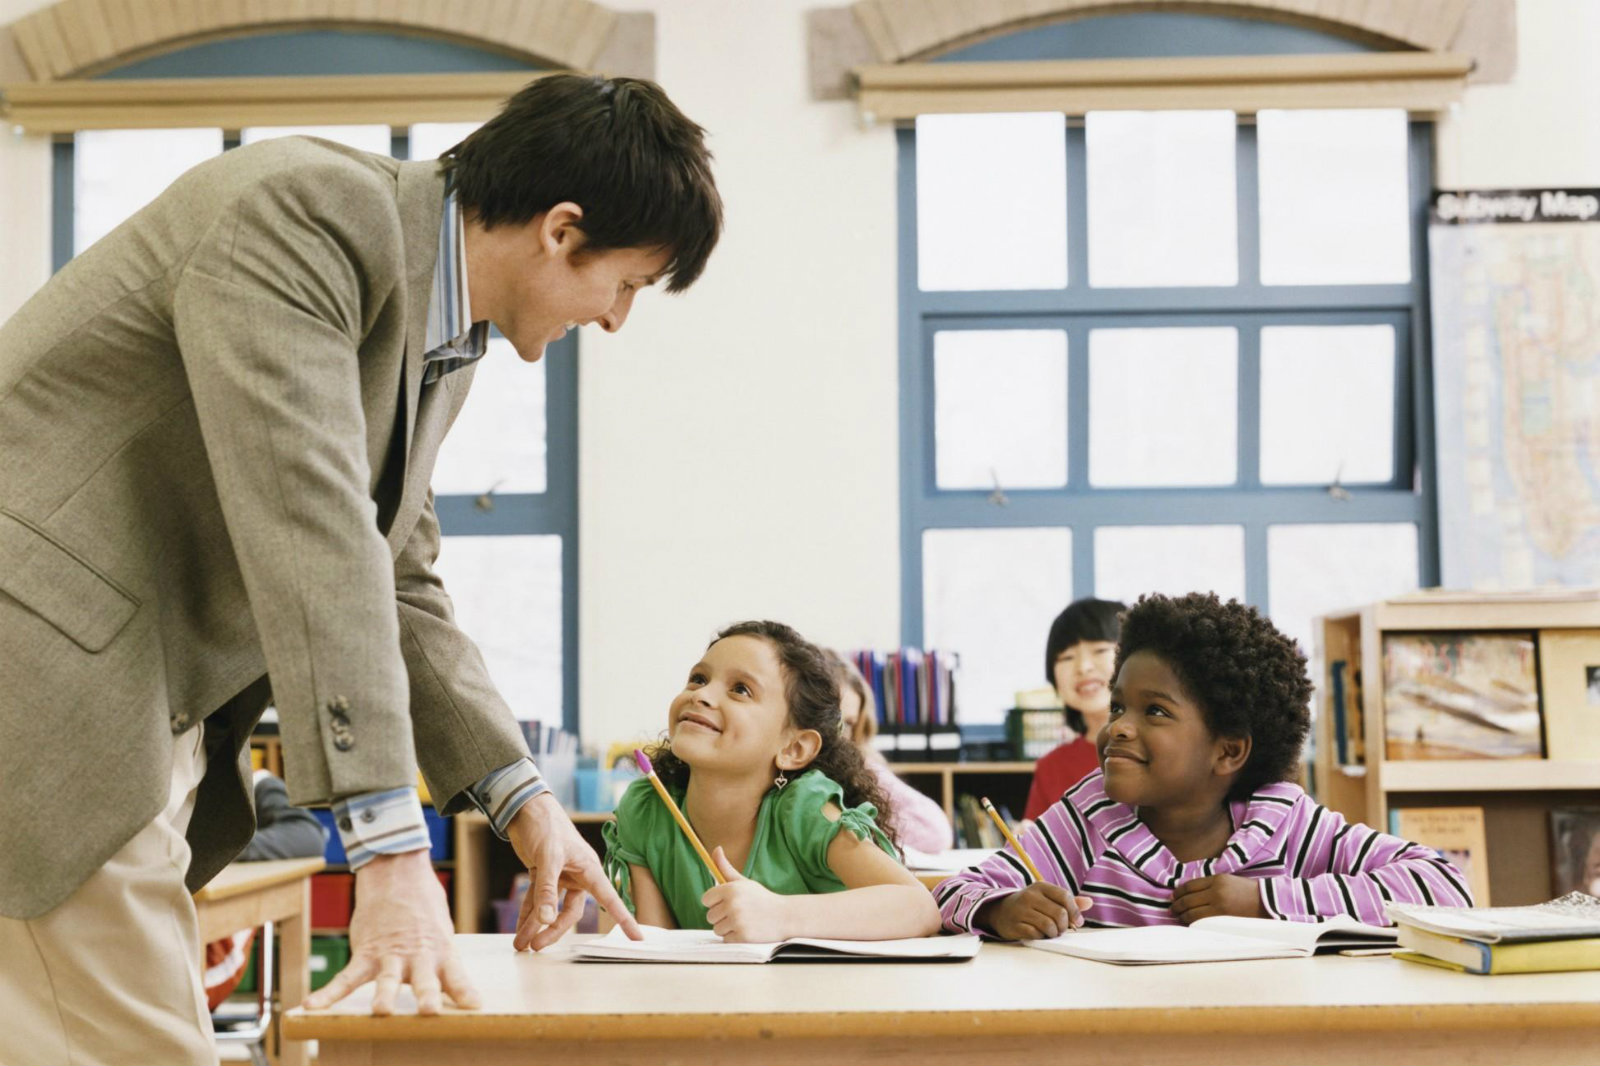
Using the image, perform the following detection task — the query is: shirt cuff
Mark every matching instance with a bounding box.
[467,758,549,838]
[332,787,430,870]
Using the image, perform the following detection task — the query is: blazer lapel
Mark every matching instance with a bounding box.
[387,160,448,555]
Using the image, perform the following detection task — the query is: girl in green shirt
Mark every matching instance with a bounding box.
[603,620,942,941]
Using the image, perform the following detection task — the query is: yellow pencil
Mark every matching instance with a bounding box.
[981,797,1043,883]
[634,749,726,885]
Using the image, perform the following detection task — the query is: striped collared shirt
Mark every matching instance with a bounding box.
[422,191,490,385]
[935,770,1472,934]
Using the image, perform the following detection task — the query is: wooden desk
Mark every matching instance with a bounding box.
[285,933,1600,1066]
[195,857,324,1066]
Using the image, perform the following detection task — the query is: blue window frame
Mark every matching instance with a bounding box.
[899,14,1440,728]
[50,31,580,732]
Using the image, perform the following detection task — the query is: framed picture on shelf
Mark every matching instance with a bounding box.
[1382,632,1543,760]
[1537,629,1600,760]
[1550,808,1600,898]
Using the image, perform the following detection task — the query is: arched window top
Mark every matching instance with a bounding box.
[808,0,1514,104]
[853,0,1465,64]
[2,0,651,82]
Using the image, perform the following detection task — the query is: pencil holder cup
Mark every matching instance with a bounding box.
[538,750,578,807]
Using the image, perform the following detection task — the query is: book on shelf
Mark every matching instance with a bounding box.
[1385,891,1600,943]
[1388,807,1491,906]
[953,794,1006,850]
[849,648,960,762]
[1023,915,1396,966]
[1395,925,1600,974]
[1328,660,1368,766]
[1537,629,1600,761]
[572,926,981,964]
[1381,632,1543,760]
[1550,807,1600,898]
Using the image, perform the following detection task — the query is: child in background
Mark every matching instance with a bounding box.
[1023,598,1126,822]
[938,593,1472,939]
[603,621,941,941]
[831,651,955,853]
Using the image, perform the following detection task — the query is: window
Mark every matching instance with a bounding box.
[900,18,1438,729]
[54,34,578,731]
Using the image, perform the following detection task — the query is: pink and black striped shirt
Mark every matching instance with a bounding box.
[937,771,1472,933]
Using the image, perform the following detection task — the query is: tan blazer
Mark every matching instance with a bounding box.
[0,139,529,919]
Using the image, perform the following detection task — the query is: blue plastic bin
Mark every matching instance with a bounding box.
[422,806,451,861]
[312,809,348,865]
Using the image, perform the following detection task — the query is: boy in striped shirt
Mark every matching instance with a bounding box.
[938,593,1471,937]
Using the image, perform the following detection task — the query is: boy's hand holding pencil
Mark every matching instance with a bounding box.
[975,797,1093,940]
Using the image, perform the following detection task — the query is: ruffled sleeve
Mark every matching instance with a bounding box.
[771,769,897,883]
[601,775,659,914]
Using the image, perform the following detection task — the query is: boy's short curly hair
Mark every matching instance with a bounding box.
[1114,592,1312,800]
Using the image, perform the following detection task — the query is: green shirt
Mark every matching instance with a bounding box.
[601,769,898,930]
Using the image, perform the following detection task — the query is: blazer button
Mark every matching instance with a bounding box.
[334,734,354,752]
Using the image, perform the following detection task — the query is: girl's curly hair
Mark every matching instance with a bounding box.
[644,620,899,844]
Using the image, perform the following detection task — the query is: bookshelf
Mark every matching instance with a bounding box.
[1313,590,1600,907]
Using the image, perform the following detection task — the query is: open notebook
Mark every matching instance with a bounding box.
[1024,915,1397,965]
[574,926,982,964]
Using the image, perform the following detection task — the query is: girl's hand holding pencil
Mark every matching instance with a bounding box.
[702,847,791,943]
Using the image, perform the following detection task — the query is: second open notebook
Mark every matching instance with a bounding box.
[1024,915,1397,965]
[573,926,982,964]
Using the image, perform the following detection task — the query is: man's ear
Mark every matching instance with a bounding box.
[777,728,824,773]
[538,201,587,257]
[1214,733,1251,778]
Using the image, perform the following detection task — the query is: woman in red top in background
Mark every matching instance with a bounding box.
[1022,598,1126,822]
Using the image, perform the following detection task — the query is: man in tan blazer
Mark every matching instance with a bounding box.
[0,74,721,1063]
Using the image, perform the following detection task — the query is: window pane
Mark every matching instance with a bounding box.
[431,337,547,495]
[432,534,563,724]
[75,128,223,254]
[1089,327,1237,486]
[410,122,482,161]
[1260,325,1396,485]
[1258,109,1410,285]
[1087,110,1237,287]
[240,124,393,154]
[935,330,1067,490]
[1267,523,1419,658]
[916,113,1067,291]
[1094,525,1246,605]
[923,528,1071,726]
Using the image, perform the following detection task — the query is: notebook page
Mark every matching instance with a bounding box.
[1024,925,1305,965]
[574,926,780,963]
[1192,915,1396,951]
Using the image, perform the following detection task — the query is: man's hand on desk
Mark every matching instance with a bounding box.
[304,848,478,1016]
[507,791,643,951]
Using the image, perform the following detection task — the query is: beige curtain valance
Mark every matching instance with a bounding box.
[1,71,547,133]
[853,52,1474,123]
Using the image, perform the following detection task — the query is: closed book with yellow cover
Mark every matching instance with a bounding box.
[1397,925,1600,974]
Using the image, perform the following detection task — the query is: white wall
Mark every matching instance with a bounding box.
[0,0,1594,750]
[577,0,901,747]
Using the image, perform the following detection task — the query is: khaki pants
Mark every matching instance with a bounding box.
[0,725,216,1066]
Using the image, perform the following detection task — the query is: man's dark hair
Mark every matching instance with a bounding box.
[441,74,722,293]
[1045,598,1125,734]
[1114,592,1312,801]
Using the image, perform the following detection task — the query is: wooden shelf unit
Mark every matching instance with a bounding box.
[1313,591,1600,907]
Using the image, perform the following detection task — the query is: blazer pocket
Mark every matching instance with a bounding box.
[0,509,140,653]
